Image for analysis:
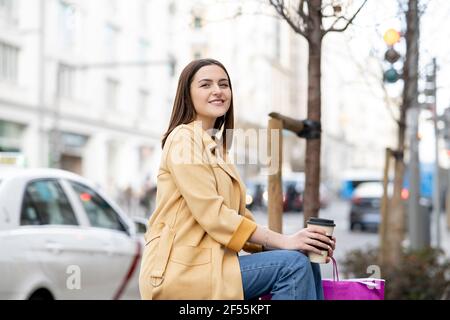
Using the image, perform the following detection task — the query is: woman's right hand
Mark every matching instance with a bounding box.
[284,226,334,256]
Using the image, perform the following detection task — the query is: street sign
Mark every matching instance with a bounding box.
[0,152,26,167]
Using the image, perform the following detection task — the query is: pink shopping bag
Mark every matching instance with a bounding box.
[322,257,385,300]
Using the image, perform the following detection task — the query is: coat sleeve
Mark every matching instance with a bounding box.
[166,127,257,252]
[242,208,263,253]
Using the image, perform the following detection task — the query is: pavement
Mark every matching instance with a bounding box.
[251,199,450,280]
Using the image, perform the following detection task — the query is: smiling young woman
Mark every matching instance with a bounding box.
[138,58,335,300]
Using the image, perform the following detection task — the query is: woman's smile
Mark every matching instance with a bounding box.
[208,98,226,106]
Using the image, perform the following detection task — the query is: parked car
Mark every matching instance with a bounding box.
[339,170,383,200]
[245,172,331,213]
[349,182,392,232]
[245,177,268,210]
[0,168,142,300]
[283,172,331,212]
[283,179,302,212]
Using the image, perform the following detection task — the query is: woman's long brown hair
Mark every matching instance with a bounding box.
[161,58,234,152]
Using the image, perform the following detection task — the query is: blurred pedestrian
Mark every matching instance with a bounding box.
[138,58,335,300]
[286,184,299,211]
[139,176,157,217]
[253,184,264,209]
[122,185,133,214]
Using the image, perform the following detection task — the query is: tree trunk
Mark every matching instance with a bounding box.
[384,130,406,266]
[381,0,419,267]
[303,2,322,226]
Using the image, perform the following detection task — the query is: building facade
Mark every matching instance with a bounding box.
[0,0,176,216]
[0,0,397,211]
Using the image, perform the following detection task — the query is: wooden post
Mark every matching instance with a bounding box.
[267,118,283,233]
[379,148,392,266]
[446,187,450,230]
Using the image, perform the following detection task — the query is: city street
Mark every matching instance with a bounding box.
[2,0,450,301]
[251,197,450,280]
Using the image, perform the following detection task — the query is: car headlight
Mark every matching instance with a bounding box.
[246,194,253,205]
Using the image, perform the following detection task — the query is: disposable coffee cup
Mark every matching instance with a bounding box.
[306,218,335,264]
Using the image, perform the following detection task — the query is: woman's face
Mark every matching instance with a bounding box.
[190,64,231,130]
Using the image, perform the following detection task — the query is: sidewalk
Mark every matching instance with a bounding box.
[251,205,450,280]
[433,214,450,257]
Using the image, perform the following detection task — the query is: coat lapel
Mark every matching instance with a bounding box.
[188,120,247,214]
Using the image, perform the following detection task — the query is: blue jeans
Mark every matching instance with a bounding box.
[238,250,324,300]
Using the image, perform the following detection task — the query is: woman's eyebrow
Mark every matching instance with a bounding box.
[198,78,229,83]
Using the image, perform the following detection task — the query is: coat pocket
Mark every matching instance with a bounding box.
[170,246,211,266]
[153,246,212,299]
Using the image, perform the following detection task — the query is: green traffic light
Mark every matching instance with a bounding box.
[384,68,400,83]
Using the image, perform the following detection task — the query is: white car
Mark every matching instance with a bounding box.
[0,168,143,300]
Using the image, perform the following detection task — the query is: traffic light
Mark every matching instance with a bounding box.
[383,28,402,84]
[383,28,401,46]
[384,67,400,83]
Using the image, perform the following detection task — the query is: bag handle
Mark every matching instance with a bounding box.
[331,256,340,281]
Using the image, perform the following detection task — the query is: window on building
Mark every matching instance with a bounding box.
[168,1,176,15]
[58,1,76,50]
[193,15,202,29]
[20,179,78,226]
[105,78,119,110]
[105,23,120,61]
[0,41,19,83]
[193,51,202,59]
[58,63,75,98]
[138,89,149,116]
[0,0,18,26]
[139,0,148,29]
[0,119,23,152]
[138,39,150,80]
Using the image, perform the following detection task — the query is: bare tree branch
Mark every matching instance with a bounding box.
[269,0,309,38]
[323,0,368,35]
[325,15,348,30]
[321,13,338,18]
[298,0,307,21]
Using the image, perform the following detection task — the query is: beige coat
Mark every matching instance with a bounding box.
[139,121,262,300]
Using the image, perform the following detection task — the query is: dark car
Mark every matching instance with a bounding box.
[245,178,267,210]
[283,180,302,212]
[349,182,392,232]
[246,173,330,213]
[282,173,331,212]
